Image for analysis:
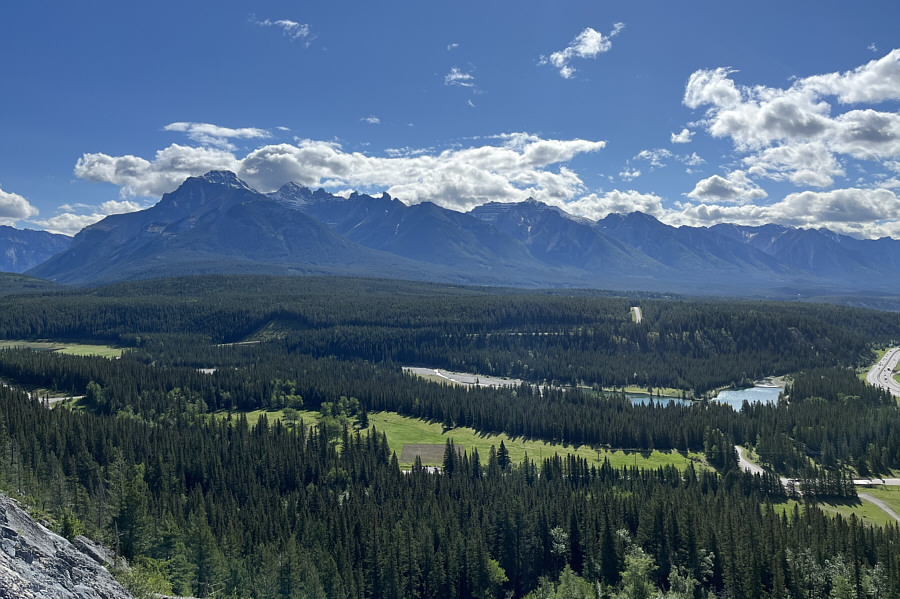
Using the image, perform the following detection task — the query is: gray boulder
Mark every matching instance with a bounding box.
[0,493,133,599]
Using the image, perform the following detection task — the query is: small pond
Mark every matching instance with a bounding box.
[626,383,783,410]
[712,385,782,409]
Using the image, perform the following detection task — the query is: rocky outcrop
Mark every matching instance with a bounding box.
[0,493,133,599]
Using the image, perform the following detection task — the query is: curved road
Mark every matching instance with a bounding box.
[858,493,900,524]
[866,347,900,398]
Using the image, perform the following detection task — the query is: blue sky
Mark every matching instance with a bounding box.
[2,1,899,238]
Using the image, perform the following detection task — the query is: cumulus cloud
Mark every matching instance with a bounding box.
[539,23,624,79]
[671,128,694,144]
[686,170,768,204]
[73,134,607,212]
[254,18,314,45]
[684,50,900,189]
[744,142,843,187]
[802,49,900,104]
[672,187,900,238]
[30,197,146,236]
[164,122,271,149]
[361,115,381,125]
[74,144,238,197]
[0,187,40,223]
[447,43,459,51]
[445,67,475,87]
[564,189,665,220]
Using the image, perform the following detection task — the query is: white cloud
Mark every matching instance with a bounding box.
[29,213,100,236]
[30,197,147,236]
[254,18,314,45]
[686,170,767,204]
[868,43,878,52]
[539,23,624,79]
[619,168,641,181]
[672,187,900,238]
[680,152,705,167]
[445,67,475,87]
[633,148,672,168]
[683,67,742,110]
[684,50,900,189]
[671,128,694,144]
[744,142,843,187]
[74,144,238,197]
[447,43,459,51]
[164,122,271,150]
[73,134,607,212]
[0,187,40,223]
[362,115,381,125]
[802,49,900,104]
[564,189,665,220]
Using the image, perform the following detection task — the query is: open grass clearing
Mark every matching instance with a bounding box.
[0,339,123,358]
[213,407,705,470]
[857,486,900,518]
[616,385,686,399]
[771,497,894,527]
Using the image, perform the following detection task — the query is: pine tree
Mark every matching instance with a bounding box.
[497,441,510,471]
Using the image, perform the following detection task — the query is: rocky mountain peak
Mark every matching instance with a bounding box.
[197,170,252,190]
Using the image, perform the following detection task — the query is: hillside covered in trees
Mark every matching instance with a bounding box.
[0,275,898,598]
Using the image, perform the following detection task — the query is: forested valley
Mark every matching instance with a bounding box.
[0,274,898,598]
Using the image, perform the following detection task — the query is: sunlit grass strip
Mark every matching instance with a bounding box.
[215,408,705,471]
[0,340,123,358]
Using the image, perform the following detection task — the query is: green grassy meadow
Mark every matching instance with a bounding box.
[771,486,900,528]
[216,407,704,471]
[0,340,123,358]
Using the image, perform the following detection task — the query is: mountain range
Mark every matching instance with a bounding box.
[0,225,71,273]
[19,170,900,298]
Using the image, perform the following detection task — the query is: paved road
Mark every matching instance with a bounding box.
[858,492,900,524]
[853,478,900,486]
[866,347,900,398]
[403,367,523,388]
[631,306,642,324]
[735,446,766,476]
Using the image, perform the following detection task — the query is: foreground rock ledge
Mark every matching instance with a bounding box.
[0,493,133,599]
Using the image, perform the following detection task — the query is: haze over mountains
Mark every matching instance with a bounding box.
[0,225,71,273]
[14,171,900,299]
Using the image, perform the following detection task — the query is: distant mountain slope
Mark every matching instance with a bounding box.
[25,170,900,297]
[29,172,459,286]
[0,226,71,272]
[470,199,660,274]
[0,272,63,295]
[711,223,900,291]
[271,185,581,285]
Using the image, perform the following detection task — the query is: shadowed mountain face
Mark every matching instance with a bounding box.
[26,171,900,297]
[0,226,71,273]
[28,172,460,286]
[271,185,574,283]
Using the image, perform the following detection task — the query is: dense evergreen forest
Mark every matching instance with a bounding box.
[0,275,896,392]
[0,274,898,598]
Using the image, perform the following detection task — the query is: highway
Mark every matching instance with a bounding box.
[865,347,900,398]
